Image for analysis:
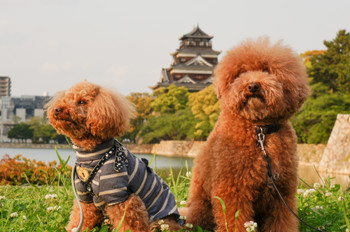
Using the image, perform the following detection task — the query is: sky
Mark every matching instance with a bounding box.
[0,0,349,97]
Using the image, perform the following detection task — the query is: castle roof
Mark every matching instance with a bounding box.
[171,47,221,58]
[179,25,213,40]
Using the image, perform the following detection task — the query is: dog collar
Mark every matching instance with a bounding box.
[255,124,280,135]
[74,139,115,162]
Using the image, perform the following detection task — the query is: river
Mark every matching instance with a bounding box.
[0,147,193,171]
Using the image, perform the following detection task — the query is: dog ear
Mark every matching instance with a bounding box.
[291,73,311,111]
[87,87,135,140]
[279,54,311,113]
[213,45,245,99]
[213,63,237,99]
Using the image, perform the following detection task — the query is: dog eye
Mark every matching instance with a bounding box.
[78,100,87,105]
[234,71,242,78]
[262,68,270,73]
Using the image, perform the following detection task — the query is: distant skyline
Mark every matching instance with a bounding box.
[1,0,349,97]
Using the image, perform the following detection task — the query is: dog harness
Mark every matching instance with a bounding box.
[73,139,179,221]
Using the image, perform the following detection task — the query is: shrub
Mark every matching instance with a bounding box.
[0,154,71,185]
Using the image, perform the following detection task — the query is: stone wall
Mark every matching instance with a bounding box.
[297,144,326,166]
[150,141,326,162]
[319,114,350,175]
[150,140,195,157]
[124,144,153,154]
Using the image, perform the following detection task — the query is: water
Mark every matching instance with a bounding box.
[299,163,349,188]
[0,147,348,188]
[0,147,193,171]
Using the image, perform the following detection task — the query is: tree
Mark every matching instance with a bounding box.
[27,117,59,143]
[300,50,325,69]
[309,29,350,94]
[188,85,220,139]
[124,92,153,142]
[151,84,189,113]
[140,108,196,143]
[34,123,57,143]
[7,123,34,142]
[291,30,350,144]
[138,85,197,143]
[291,84,350,143]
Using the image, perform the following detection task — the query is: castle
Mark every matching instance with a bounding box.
[151,25,221,92]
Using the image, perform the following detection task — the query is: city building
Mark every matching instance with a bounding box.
[1,95,50,121]
[0,76,11,97]
[0,95,51,141]
[151,25,221,92]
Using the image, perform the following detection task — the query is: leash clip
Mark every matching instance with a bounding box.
[256,127,267,156]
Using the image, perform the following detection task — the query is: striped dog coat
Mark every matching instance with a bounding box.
[73,139,179,222]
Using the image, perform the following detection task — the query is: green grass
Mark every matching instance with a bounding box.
[0,159,349,232]
[0,185,73,232]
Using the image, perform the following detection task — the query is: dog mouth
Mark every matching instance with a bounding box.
[53,115,80,128]
[239,93,266,114]
[244,93,265,104]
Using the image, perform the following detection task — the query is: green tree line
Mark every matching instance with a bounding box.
[7,117,65,143]
[292,29,350,143]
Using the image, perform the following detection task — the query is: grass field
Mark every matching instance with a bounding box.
[0,157,349,232]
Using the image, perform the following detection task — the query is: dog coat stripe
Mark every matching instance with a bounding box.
[168,205,177,215]
[146,186,164,211]
[135,168,148,195]
[99,187,128,196]
[100,172,128,180]
[149,189,171,221]
[92,180,99,186]
[128,157,139,184]
[94,200,106,207]
[77,191,90,196]
[142,176,157,200]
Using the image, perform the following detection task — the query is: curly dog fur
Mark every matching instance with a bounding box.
[46,82,181,232]
[185,38,310,232]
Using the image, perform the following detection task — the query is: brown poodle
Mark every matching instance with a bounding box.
[185,38,310,232]
[46,82,181,232]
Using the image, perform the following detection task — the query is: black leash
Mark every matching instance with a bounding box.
[256,125,327,232]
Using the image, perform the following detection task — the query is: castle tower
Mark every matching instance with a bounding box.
[151,25,221,92]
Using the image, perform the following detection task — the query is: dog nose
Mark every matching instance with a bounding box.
[248,83,260,93]
[54,107,63,116]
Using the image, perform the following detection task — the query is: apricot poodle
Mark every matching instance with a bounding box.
[46,82,181,232]
[185,38,310,232]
